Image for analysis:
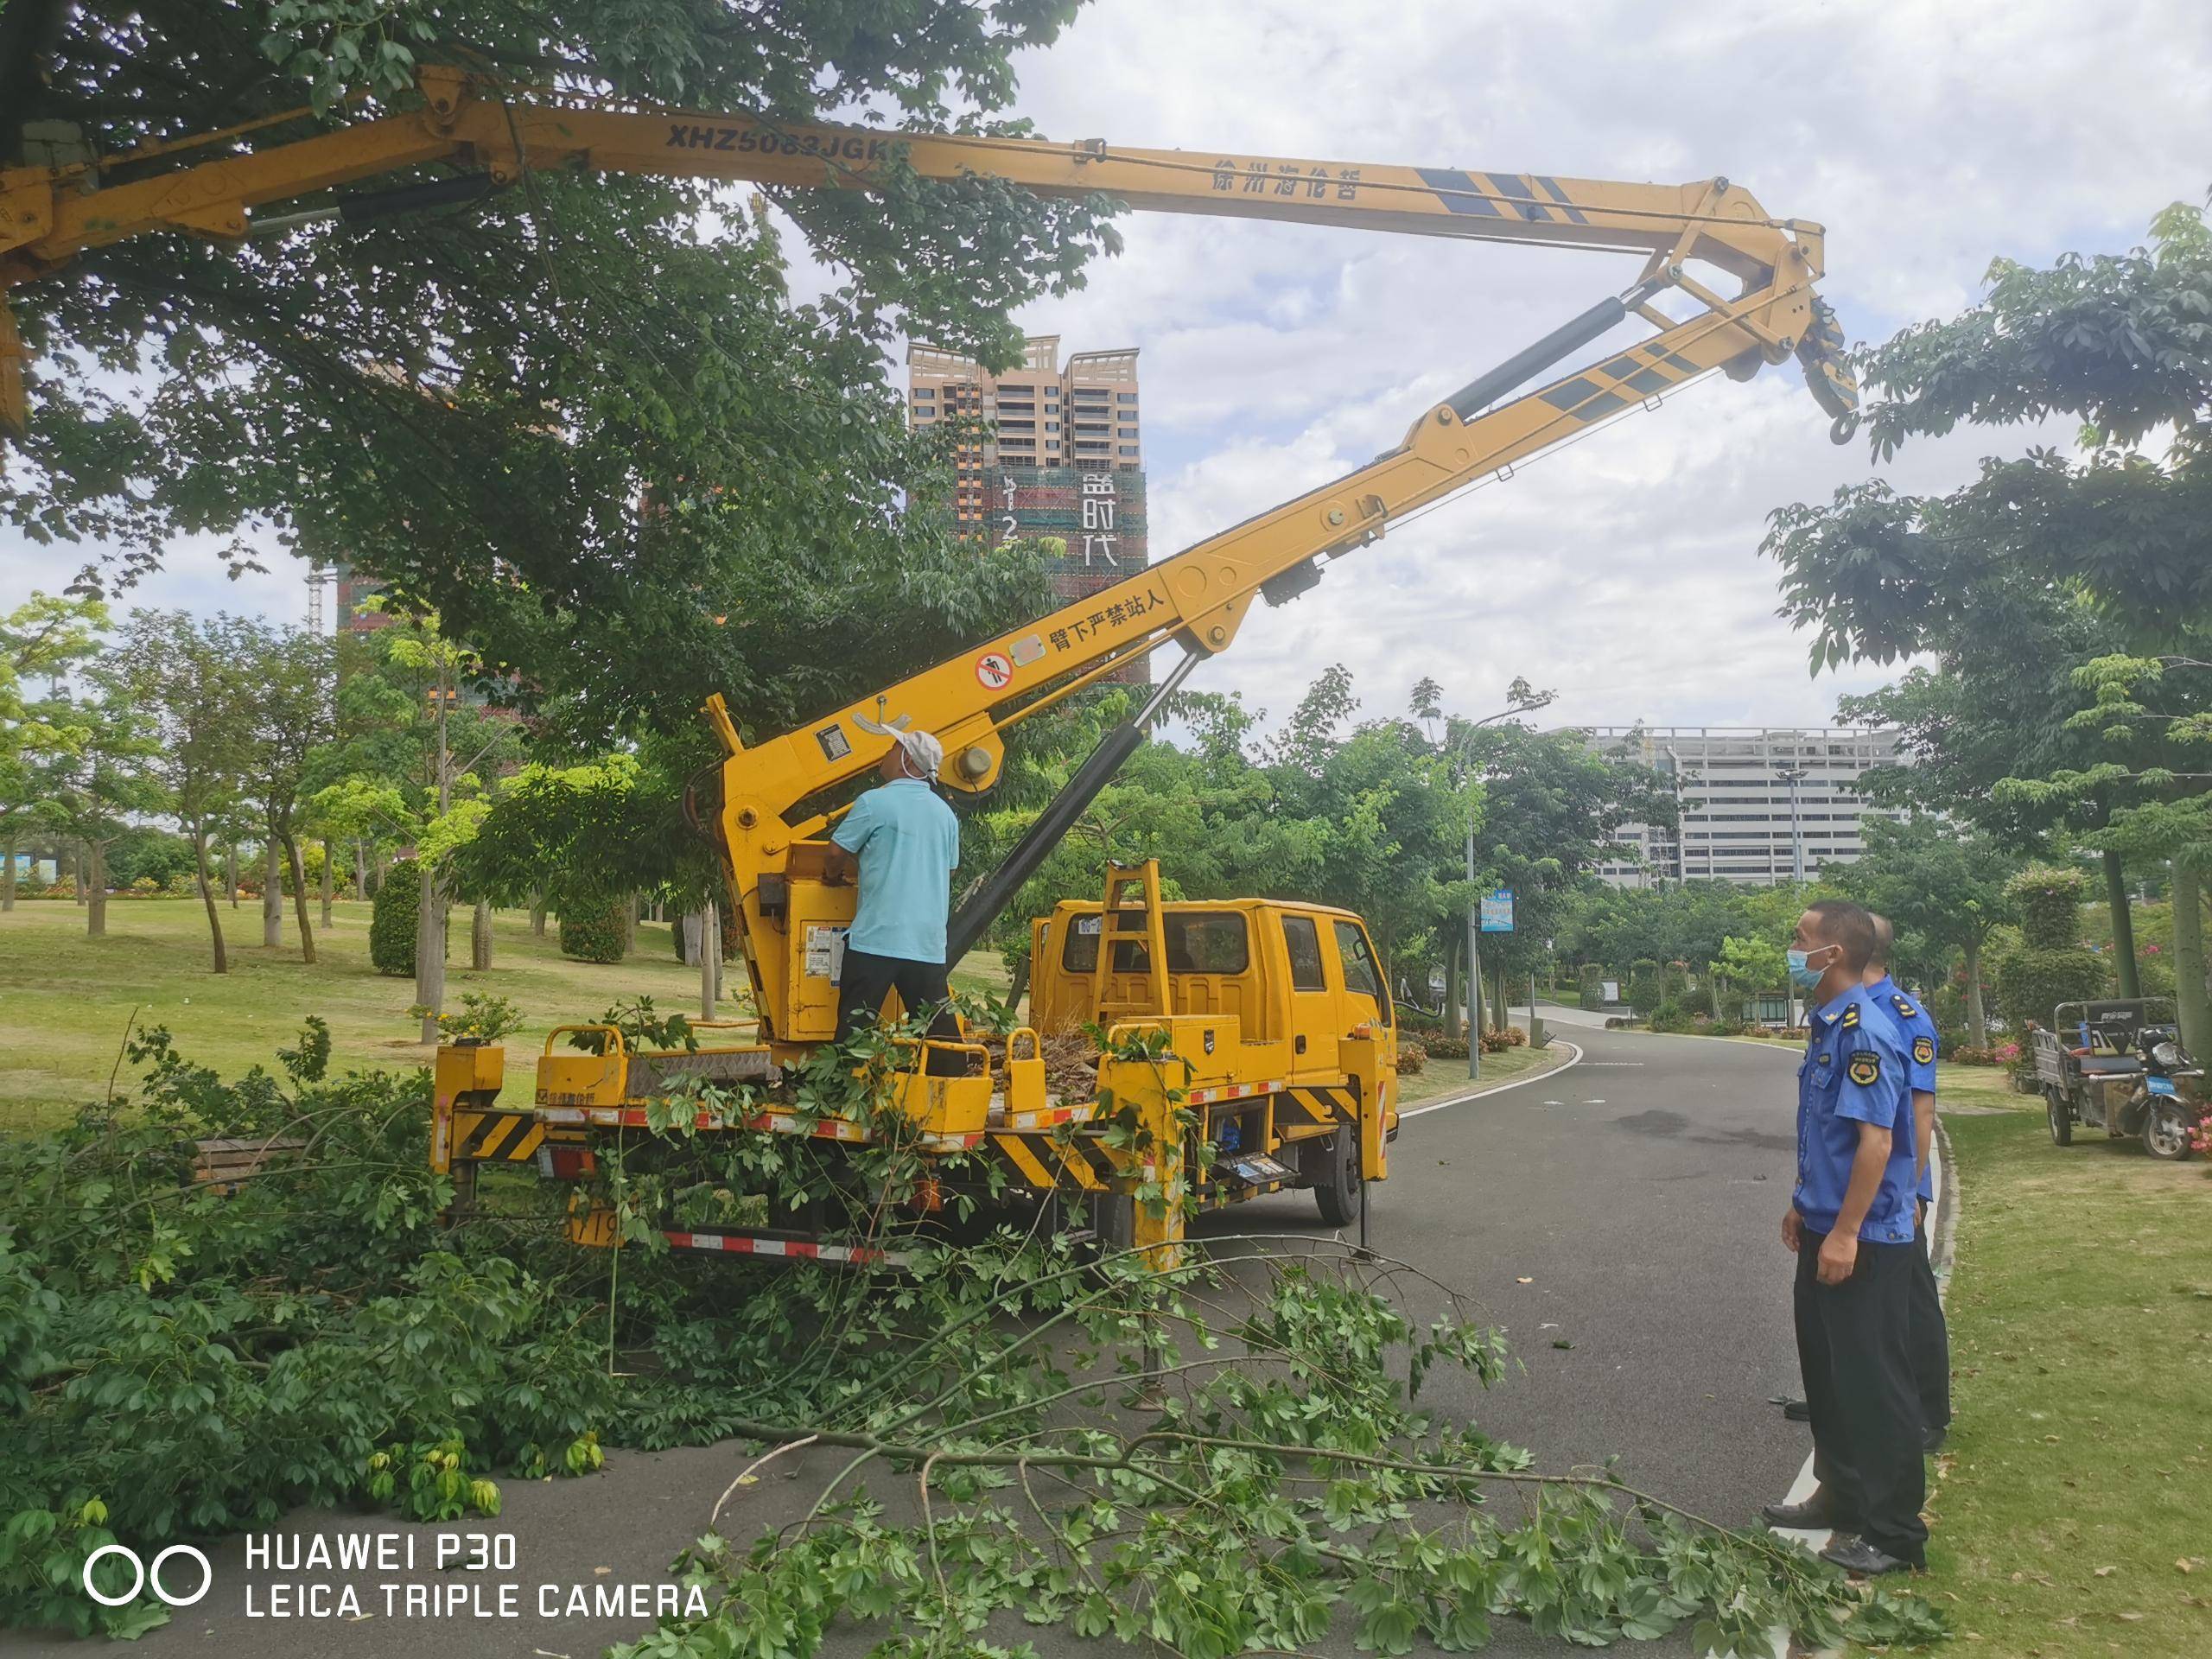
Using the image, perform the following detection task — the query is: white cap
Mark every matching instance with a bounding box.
[855,713,944,779]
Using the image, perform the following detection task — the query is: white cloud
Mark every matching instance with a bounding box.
[980,0,2212,732]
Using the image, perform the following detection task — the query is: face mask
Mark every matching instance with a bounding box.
[1786,946,1829,989]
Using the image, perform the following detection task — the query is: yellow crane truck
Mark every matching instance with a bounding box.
[3,69,1855,1260]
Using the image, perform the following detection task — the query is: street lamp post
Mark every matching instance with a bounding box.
[1777,766,1808,886]
[1454,689,1557,1082]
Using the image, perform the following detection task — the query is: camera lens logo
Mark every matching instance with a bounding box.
[82,1544,213,1608]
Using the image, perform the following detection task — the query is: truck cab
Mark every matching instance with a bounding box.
[1027,870,1397,1225]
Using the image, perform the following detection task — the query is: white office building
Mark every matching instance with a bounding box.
[1578,726,1910,887]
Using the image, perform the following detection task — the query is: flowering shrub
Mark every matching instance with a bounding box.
[1396,1039,1427,1076]
[1950,1041,2021,1067]
[1478,1026,1527,1054]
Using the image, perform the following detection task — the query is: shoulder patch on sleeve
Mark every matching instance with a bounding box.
[1913,1034,1936,1065]
[1891,993,1920,1020]
[1847,1050,1881,1086]
[1840,1002,1860,1030]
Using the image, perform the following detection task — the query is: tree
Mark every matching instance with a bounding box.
[1764,200,2212,1003]
[105,612,256,971]
[10,3,1110,747]
[29,685,161,938]
[321,613,526,1036]
[0,593,105,910]
[1826,816,2020,1045]
[1449,721,1678,1031]
[232,623,335,963]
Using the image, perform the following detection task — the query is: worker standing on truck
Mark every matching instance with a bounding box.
[1763,899,1926,1577]
[828,719,963,1043]
[1865,914,1949,1451]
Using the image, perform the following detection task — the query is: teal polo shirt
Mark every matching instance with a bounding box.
[832,779,961,964]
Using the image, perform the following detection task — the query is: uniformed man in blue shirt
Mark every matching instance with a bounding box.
[1759,899,1927,1574]
[1866,914,1949,1451]
[826,718,963,1046]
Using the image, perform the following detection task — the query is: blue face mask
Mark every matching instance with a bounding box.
[1786,946,1828,989]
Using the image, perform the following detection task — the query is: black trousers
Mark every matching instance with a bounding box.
[1795,1229,1928,1563]
[1910,1210,1951,1431]
[835,948,956,1044]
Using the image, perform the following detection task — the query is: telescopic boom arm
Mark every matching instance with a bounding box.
[0,68,1857,1037]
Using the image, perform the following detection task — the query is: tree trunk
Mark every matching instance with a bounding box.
[2171,859,2210,1063]
[283,832,316,964]
[2100,850,2139,999]
[193,825,228,973]
[2,828,14,911]
[225,842,239,906]
[698,901,717,1020]
[1962,936,1989,1048]
[472,897,493,970]
[320,839,334,928]
[416,866,449,1045]
[530,887,547,937]
[1007,954,1031,1020]
[1444,937,1464,1041]
[86,841,107,938]
[623,891,639,957]
[262,838,283,947]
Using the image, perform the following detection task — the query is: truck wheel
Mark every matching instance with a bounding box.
[2142,1099,2194,1161]
[1313,1129,1363,1227]
[2045,1087,2073,1147]
[1091,1191,1137,1256]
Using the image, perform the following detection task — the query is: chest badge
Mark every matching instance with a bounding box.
[1847,1051,1882,1086]
[1816,1050,1834,1068]
[1913,1035,1936,1065]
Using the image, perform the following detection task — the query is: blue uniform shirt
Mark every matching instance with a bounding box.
[832,779,961,963]
[1794,984,1918,1244]
[1872,974,1940,1203]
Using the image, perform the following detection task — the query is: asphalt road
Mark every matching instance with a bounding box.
[11,1023,1815,1658]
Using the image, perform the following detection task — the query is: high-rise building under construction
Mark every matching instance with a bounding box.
[906,337,1148,631]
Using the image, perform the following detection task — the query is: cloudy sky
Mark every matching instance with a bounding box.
[9,0,2211,738]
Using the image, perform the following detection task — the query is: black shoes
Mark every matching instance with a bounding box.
[1820,1535,1923,1576]
[1760,1493,1861,1531]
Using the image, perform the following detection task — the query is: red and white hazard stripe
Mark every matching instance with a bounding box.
[999,1101,1100,1132]
[536,1104,981,1152]
[660,1230,911,1267]
[1185,1078,1282,1106]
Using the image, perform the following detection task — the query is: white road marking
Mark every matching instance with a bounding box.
[1401,1041,1585,1119]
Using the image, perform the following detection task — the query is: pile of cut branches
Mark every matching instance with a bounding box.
[0,1020,1945,1652]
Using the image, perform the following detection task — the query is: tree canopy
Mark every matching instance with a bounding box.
[9,0,1114,741]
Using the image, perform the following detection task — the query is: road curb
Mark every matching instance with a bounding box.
[1399,1040,1585,1119]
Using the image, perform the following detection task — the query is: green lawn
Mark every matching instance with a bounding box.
[0,897,1008,1131]
[1394,1039,1572,1107]
[1923,1095,2212,1655]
